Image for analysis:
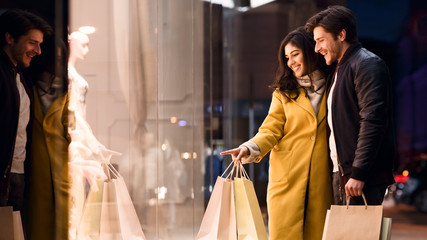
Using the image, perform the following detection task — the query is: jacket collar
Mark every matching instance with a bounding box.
[337,42,362,67]
[1,49,15,68]
[0,49,21,77]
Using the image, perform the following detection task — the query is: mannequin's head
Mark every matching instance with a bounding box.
[69,31,89,60]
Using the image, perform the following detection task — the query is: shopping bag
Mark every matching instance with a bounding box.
[99,164,146,240]
[0,206,14,240]
[77,179,104,240]
[321,210,331,240]
[380,217,392,240]
[197,162,237,240]
[322,194,383,240]
[234,163,268,240]
[12,211,24,240]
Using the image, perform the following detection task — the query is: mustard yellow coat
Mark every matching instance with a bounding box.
[28,89,70,240]
[251,89,333,240]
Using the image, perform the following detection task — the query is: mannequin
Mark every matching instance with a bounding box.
[68,31,89,119]
[67,31,120,239]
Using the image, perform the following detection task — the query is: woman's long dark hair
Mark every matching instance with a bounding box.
[270,26,330,99]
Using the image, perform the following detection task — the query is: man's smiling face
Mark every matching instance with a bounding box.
[6,29,43,68]
[313,26,345,65]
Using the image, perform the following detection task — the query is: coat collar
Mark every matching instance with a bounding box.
[33,87,64,124]
[292,88,326,124]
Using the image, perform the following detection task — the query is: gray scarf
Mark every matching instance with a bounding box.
[296,70,326,116]
[36,72,63,114]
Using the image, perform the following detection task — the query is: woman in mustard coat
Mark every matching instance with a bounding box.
[221,27,333,240]
[26,39,70,240]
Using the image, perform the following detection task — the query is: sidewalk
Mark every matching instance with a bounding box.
[383,197,427,240]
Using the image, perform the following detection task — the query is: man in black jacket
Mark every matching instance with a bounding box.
[305,5,395,205]
[0,9,52,216]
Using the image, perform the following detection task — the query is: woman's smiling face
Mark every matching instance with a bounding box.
[285,43,306,78]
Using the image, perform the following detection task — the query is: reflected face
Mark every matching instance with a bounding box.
[76,38,89,59]
[285,43,306,78]
[313,26,344,65]
[6,29,43,68]
[70,32,89,60]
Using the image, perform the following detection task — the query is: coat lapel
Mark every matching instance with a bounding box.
[317,94,326,126]
[293,88,317,120]
[33,88,44,126]
[33,87,63,124]
[44,98,62,120]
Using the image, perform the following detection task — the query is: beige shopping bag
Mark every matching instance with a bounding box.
[380,217,392,240]
[76,179,104,240]
[197,162,237,240]
[99,164,146,240]
[322,194,383,240]
[197,176,237,240]
[234,163,268,240]
[113,174,147,239]
[12,211,24,240]
[0,206,14,240]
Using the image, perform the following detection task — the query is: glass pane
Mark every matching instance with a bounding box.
[69,0,207,239]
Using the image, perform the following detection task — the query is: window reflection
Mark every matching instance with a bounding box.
[69,0,206,238]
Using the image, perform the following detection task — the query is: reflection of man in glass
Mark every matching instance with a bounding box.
[0,8,52,226]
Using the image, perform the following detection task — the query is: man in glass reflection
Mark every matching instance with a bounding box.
[0,8,52,232]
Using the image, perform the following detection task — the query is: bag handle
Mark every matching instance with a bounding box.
[220,157,251,180]
[238,161,250,179]
[106,163,120,180]
[101,153,121,181]
[346,193,368,209]
[233,160,250,180]
[221,160,238,180]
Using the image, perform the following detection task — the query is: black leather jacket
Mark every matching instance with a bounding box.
[327,43,396,186]
[0,49,33,194]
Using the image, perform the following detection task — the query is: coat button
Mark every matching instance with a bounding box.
[311,136,315,140]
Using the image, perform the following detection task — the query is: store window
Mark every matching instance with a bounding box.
[69,0,207,238]
[1,0,326,238]
[67,0,319,238]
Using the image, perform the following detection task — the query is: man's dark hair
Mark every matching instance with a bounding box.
[305,5,358,43]
[0,9,52,48]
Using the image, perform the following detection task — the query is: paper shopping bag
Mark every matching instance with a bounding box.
[322,210,331,240]
[98,164,145,240]
[77,180,104,240]
[113,176,146,239]
[0,206,14,240]
[380,217,392,240]
[12,211,24,240]
[234,165,268,240]
[322,195,383,240]
[197,176,237,240]
[197,161,237,240]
